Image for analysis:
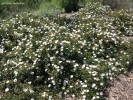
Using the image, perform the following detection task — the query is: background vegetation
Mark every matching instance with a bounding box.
[0,0,133,19]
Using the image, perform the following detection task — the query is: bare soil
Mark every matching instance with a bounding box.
[105,72,133,100]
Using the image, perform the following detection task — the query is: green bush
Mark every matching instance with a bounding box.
[60,0,82,13]
[0,3,132,100]
[60,0,97,13]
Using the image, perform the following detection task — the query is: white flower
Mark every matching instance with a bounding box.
[64,92,67,95]
[29,89,34,93]
[28,81,32,84]
[82,84,87,88]
[55,40,59,43]
[57,69,60,72]
[72,94,75,97]
[62,86,65,90]
[48,84,51,88]
[86,89,89,92]
[127,61,129,64]
[100,82,104,86]
[70,85,73,88]
[0,48,4,54]
[63,80,68,86]
[100,92,103,96]
[82,64,86,69]
[96,96,100,99]
[92,96,96,100]
[81,91,85,95]
[42,92,47,97]
[74,63,79,68]
[70,75,73,78]
[50,57,54,61]
[5,88,9,92]
[6,80,9,84]
[110,77,113,80]
[86,66,89,69]
[92,71,97,76]
[23,88,28,92]
[83,95,86,99]
[48,96,52,100]
[51,80,55,85]
[13,78,17,82]
[14,71,18,76]
[89,65,97,68]
[30,71,34,75]
[92,83,96,88]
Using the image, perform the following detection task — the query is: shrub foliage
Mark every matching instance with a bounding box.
[0,2,132,100]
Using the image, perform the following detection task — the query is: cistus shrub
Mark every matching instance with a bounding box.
[0,3,132,100]
[111,10,133,36]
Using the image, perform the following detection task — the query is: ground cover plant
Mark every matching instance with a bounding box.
[0,2,133,100]
[110,10,133,36]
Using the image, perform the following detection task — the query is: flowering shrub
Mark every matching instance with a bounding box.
[110,10,133,36]
[0,3,132,100]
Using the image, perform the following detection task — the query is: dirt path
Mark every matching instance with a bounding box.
[106,72,133,100]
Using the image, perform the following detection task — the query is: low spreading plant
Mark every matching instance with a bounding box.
[0,2,132,100]
[110,10,133,36]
